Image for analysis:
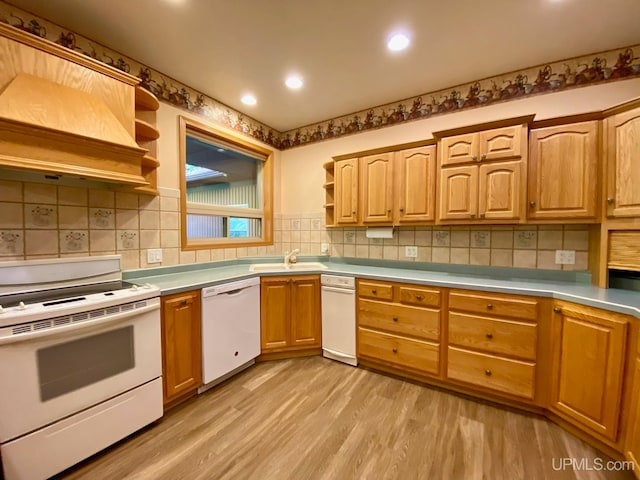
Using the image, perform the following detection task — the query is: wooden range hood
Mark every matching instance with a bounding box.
[0,73,148,186]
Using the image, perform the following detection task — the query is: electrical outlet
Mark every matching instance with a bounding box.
[405,246,418,258]
[147,249,162,264]
[555,250,575,265]
[321,243,330,254]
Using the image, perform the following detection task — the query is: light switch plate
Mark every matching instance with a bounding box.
[405,246,418,258]
[555,250,575,265]
[147,249,162,264]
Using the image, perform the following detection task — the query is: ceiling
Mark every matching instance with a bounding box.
[9,0,640,132]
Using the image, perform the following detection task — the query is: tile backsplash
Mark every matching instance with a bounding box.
[0,179,589,272]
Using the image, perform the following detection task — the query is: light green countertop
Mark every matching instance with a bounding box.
[124,257,640,319]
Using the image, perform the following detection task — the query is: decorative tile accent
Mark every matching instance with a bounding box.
[514,231,537,249]
[119,231,138,250]
[0,231,22,255]
[89,208,114,229]
[471,231,490,248]
[26,205,55,228]
[60,230,88,253]
[433,230,450,247]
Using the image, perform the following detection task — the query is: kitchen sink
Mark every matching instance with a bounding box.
[249,262,328,272]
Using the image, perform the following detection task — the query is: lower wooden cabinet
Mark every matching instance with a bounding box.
[446,289,540,401]
[357,279,442,377]
[161,290,202,406]
[625,354,640,474]
[550,301,628,442]
[260,275,321,355]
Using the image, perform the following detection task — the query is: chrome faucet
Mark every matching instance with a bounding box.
[284,249,300,267]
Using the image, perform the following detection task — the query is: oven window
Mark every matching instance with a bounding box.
[37,326,135,402]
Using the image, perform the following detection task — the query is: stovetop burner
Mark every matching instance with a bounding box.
[0,281,136,309]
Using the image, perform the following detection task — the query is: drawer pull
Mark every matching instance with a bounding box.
[392,348,398,353]
[371,289,377,294]
[485,369,492,376]
[485,332,493,339]
[180,300,188,307]
[553,306,562,314]
[486,303,493,310]
[392,316,398,322]
[415,295,424,301]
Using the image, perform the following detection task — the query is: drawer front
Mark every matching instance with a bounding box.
[358,299,440,341]
[398,285,441,308]
[449,291,538,321]
[358,327,439,375]
[448,312,537,360]
[447,347,535,399]
[358,281,394,301]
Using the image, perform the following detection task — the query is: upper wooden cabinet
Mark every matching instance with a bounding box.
[334,158,359,224]
[360,152,394,223]
[394,145,437,223]
[550,301,628,442]
[605,105,640,218]
[438,123,527,223]
[161,290,202,407]
[440,125,524,167]
[528,121,599,221]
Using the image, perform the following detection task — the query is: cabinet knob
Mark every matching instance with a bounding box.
[415,295,424,301]
[487,303,493,310]
[553,306,562,314]
[486,332,493,339]
[470,213,476,219]
[352,210,356,214]
[485,369,492,376]
[392,348,398,353]
[371,289,377,294]
[180,300,188,307]
[472,155,478,161]
[399,208,405,212]
[479,213,485,219]
[392,316,398,322]
[387,209,391,213]
[606,197,614,205]
[480,154,487,161]
[529,201,536,208]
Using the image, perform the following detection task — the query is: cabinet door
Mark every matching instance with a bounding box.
[625,356,640,469]
[478,160,523,221]
[528,122,599,220]
[550,302,628,441]
[360,153,393,223]
[605,107,640,217]
[394,146,436,223]
[479,125,524,161]
[438,165,478,221]
[440,133,479,166]
[290,275,321,348]
[161,291,202,403]
[335,158,359,224]
[260,277,291,351]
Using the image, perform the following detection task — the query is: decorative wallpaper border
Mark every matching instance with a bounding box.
[1,1,639,151]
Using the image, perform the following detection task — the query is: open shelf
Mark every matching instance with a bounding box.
[135,118,160,141]
[142,154,160,168]
[135,86,160,111]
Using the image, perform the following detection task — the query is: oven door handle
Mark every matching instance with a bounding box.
[0,301,160,346]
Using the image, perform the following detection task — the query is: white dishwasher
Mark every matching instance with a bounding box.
[321,274,357,366]
[201,277,260,391]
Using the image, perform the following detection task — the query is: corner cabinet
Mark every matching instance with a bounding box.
[260,275,321,357]
[161,290,202,407]
[605,105,640,218]
[437,124,528,224]
[550,301,628,442]
[528,121,599,221]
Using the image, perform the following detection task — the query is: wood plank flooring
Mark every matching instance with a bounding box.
[56,357,635,480]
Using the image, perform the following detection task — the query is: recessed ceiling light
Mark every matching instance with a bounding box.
[387,33,410,52]
[285,75,304,89]
[241,94,257,105]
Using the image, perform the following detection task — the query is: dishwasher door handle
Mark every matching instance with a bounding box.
[321,286,355,295]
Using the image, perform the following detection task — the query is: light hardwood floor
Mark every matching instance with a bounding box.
[57,357,635,480]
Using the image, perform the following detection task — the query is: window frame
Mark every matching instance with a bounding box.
[179,116,273,250]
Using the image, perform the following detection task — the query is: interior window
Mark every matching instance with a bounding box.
[179,117,273,249]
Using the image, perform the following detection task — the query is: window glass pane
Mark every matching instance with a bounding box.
[187,214,225,238]
[230,217,261,238]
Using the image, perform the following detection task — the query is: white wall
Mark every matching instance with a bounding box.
[280,78,640,215]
